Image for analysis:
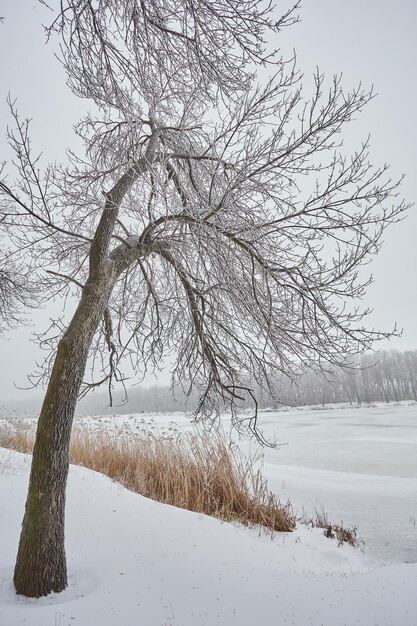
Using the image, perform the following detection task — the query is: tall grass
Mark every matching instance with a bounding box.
[0,421,294,533]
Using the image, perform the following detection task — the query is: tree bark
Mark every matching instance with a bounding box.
[13,138,156,597]
[13,268,114,597]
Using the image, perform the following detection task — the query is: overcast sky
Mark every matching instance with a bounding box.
[0,1,416,406]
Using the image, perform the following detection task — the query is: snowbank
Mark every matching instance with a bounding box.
[1,447,416,626]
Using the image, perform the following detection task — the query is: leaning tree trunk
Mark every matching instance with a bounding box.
[13,144,156,598]
[13,269,114,597]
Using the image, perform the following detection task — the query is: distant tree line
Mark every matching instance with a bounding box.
[77,349,417,415]
[262,349,417,407]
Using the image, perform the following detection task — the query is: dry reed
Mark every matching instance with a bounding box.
[0,421,295,533]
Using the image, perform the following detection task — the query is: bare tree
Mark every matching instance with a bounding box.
[0,264,29,330]
[0,205,34,331]
[0,0,408,597]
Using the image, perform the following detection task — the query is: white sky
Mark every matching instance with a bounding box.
[0,1,416,405]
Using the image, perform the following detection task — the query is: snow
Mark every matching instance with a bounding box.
[1,403,417,625]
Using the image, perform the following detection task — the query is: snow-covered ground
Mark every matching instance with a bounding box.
[1,403,417,625]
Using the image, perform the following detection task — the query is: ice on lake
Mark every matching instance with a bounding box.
[251,403,417,564]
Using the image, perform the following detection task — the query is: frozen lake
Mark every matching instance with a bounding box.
[250,403,417,564]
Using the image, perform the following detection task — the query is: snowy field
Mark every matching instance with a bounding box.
[1,403,417,625]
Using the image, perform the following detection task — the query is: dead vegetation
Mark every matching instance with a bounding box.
[301,507,364,549]
[0,419,363,547]
[0,420,294,533]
